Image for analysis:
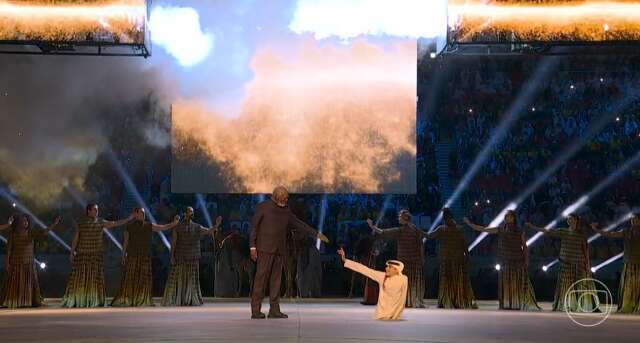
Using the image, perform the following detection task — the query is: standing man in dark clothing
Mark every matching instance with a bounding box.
[249,186,329,319]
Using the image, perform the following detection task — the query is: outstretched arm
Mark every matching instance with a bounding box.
[338,247,384,284]
[289,214,329,243]
[366,218,400,237]
[34,216,61,239]
[590,223,624,239]
[104,213,135,229]
[0,216,14,231]
[463,217,498,234]
[200,216,222,236]
[152,215,181,232]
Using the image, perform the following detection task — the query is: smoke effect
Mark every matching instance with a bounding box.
[149,5,214,67]
[172,39,416,193]
[289,0,448,39]
[0,55,174,206]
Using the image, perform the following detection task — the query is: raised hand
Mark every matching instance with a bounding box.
[69,252,75,264]
[7,215,14,226]
[250,249,258,262]
[215,216,223,227]
[317,232,330,243]
[173,215,180,223]
[366,218,374,228]
[590,223,599,230]
[52,215,62,227]
[463,217,471,224]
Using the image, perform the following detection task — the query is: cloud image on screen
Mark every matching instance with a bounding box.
[171,2,418,194]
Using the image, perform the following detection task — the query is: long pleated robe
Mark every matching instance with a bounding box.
[429,225,477,309]
[375,223,426,308]
[496,225,540,311]
[62,217,107,308]
[111,220,154,307]
[0,228,46,308]
[162,220,205,306]
[547,228,598,312]
[344,259,407,320]
[617,226,640,314]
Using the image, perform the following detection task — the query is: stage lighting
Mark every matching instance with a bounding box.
[542,265,548,272]
[429,52,437,59]
[591,267,596,273]
[195,194,213,228]
[12,203,16,207]
[39,262,46,270]
[616,117,621,122]
[604,23,610,32]
[570,84,575,89]
[600,78,604,82]
[468,108,473,113]
[486,199,491,204]
[592,253,624,273]
[495,264,501,271]
[474,201,479,206]
[531,107,536,112]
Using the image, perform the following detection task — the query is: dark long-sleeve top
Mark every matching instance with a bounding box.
[250,199,318,255]
[376,223,426,263]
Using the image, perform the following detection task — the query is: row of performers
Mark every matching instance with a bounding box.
[0,204,221,308]
[363,208,640,314]
[0,203,639,314]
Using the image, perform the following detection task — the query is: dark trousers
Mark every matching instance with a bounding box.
[251,252,284,314]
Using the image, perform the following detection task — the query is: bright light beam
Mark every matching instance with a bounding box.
[64,185,123,251]
[316,195,328,250]
[105,149,170,249]
[527,149,640,247]
[0,188,71,251]
[467,202,518,251]
[430,58,558,232]
[592,252,624,273]
[195,194,213,228]
[376,195,394,226]
[469,93,639,249]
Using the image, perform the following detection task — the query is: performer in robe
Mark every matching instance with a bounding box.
[465,210,540,310]
[249,186,329,319]
[367,209,426,308]
[526,214,597,312]
[111,208,180,307]
[0,214,60,308]
[162,206,221,306]
[62,204,135,308]
[429,209,477,309]
[338,247,407,320]
[590,213,640,314]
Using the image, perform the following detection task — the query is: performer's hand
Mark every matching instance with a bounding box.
[366,219,374,228]
[173,215,180,223]
[121,254,127,266]
[250,248,257,262]
[7,215,14,226]
[524,222,533,228]
[337,247,346,263]
[590,222,599,230]
[463,217,471,224]
[215,216,222,227]
[52,215,62,227]
[69,253,75,264]
[317,232,329,243]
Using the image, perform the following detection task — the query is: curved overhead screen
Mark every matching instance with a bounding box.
[0,0,149,54]
[448,0,640,44]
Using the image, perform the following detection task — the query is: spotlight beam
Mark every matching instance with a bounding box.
[195,194,213,228]
[469,94,639,250]
[430,58,558,232]
[316,195,328,250]
[527,149,640,247]
[65,185,123,251]
[467,202,518,251]
[0,188,71,252]
[592,252,624,273]
[105,148,170,250]
[376,195,394,226]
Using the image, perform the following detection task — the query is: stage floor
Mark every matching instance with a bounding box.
[0,299,638,343]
